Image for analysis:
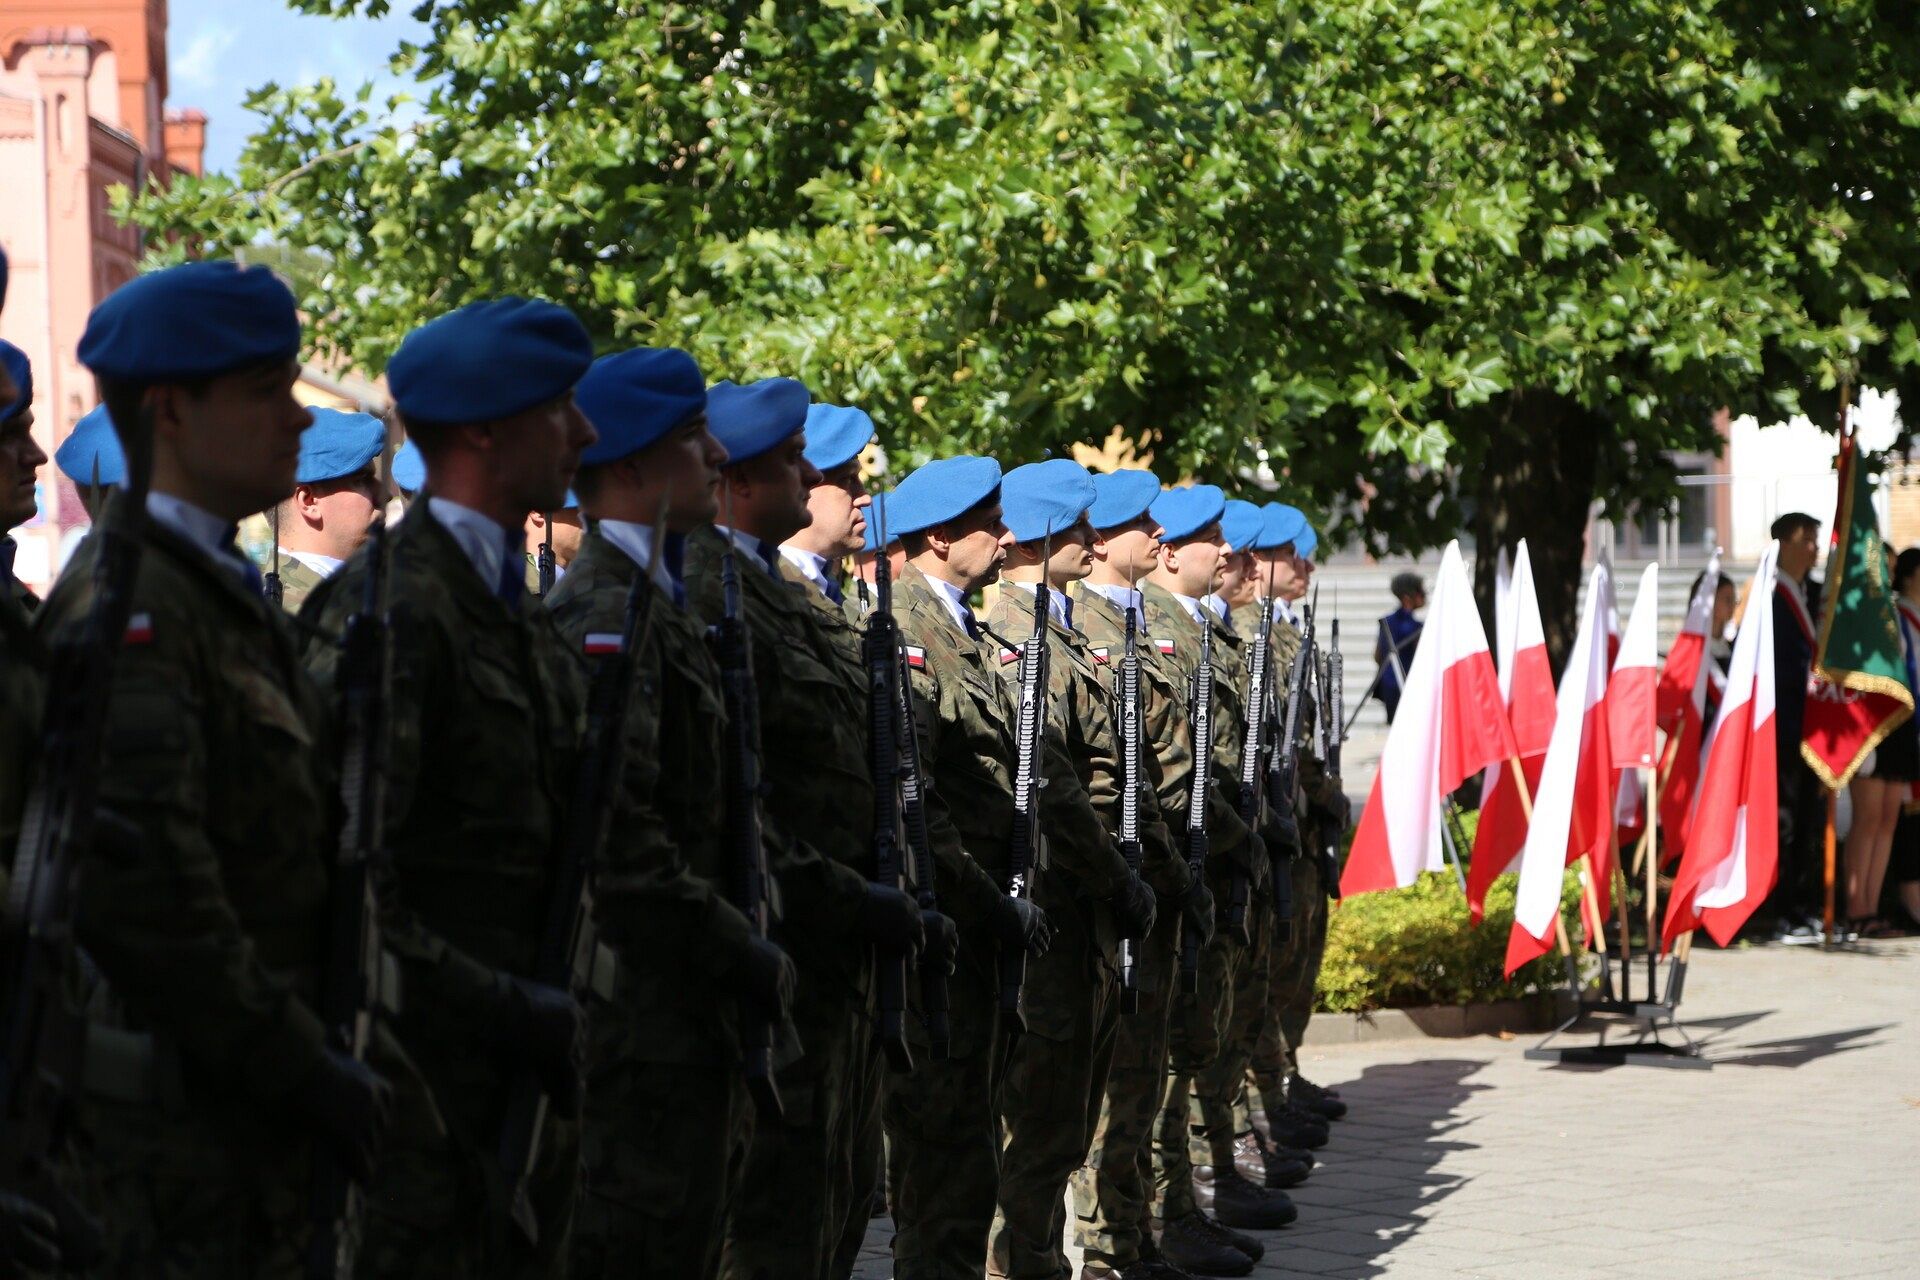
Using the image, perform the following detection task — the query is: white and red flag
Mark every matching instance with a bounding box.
[1606,564,1660,848]
[1467,541,1555,921]
[1655,551,1722,857]
[1342,542,1519,896]
[1663,541,1780,947]
[1505,562,1618,975]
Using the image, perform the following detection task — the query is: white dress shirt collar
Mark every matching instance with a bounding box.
[597,519,683,598]
[148,492,256,586]
[281,548,344,577]
[1084,581,1144,623]
[427,496,513,591]
[925,573,975,636]
[779,545,833,594]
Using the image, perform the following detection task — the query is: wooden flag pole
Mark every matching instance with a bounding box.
[1507,755,1577,960]
[1822,789,1838,950]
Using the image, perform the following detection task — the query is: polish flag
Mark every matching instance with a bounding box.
[1664,542,1780,947]
[1606,565,1660,861]
[1655,551,1723,857]
[1342,542,1519,896]
[1505,563,1618,975]
[1467,541,1555,921]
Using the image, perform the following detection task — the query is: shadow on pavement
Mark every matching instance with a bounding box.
[1708,1023,1892,1068]
[1265,1057,1492,1276]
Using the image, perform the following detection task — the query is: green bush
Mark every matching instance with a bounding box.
[1315,869,1585,1013]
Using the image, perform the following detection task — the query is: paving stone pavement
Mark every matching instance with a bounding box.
[852,937,1920,1278]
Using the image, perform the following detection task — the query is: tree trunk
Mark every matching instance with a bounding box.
[1467,389,1607,674]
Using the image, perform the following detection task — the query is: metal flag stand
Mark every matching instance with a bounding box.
[1524,742,1709,1069]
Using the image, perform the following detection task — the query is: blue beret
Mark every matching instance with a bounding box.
[1221,499,1263,553]
[1002,459,1096,543]
[390,439,426,492]
[1257,502,1308,550]
[1295,523,1319,559]
[1150,484,1226,544]
[56,404,127,487]
[78,261,300,382]
[1087,469,1162,530]
[864,490,899,553]
[0,342,30,422]
[804,403,875,473]
[388,298,593,425]
[295,407,385,485]
[708,379,809,467]
[889,456,1002,537]
[577,347,706,465]
[0,245,8,312]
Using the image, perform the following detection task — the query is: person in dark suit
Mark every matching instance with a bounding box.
[1770,511,1825,942]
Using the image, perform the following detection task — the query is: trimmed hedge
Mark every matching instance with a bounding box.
[1315,868,1585,1013]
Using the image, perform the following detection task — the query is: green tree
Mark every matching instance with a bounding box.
[123,2,1920,653]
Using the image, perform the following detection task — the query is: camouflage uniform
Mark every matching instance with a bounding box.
[684,532,882,1280]
[0,540,40,855]
[545,527,759,1279]
[1143,587,1259,1221]
[980,589,1137,1280]
[267,553,325,615]
[783,560,894,1280]
[37,503,348,1275]
[302,503,586,1279]
[885,564,1022,1280]
[1065,585,1198,1273]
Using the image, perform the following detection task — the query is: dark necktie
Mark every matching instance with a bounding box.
[662,531,689,609]
[223,527,266,596]
[959,604,982,641]
[822,575,846,606]
[1060,594,1074,631]
[497,534,524,607]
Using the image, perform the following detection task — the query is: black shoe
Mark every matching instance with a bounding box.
[1195,1209,1266,1262]
[1209,1169,1299,1230]
[1159,1212,1253,1277]
[1133,1237,1198,1280]
[1291,1073,1349,1121]
[1266,1101,1329,1150]
[1232,1132,1307,1187]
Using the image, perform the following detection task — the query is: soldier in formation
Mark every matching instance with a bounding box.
[0,256,1352,1279]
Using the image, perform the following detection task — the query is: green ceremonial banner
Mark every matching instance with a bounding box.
[1802,435,1914,789]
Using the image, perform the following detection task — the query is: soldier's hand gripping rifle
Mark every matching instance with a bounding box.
[1236,564,1283,938]
[864,500,916,1074]
[709,520,784,1121]
[0,408,161,1270]
[1179,611,1216,995]
[1115,606,1146,1015]
[308,516,395,1278]
[1000,550,1052,1048]
[494,511,660,1245]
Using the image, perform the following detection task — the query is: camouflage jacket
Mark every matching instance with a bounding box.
[544,527,756,1067]
[1,551,40,860]
[683,530,874,1003]
[1067,584,1193,901]
[301,501,585,1136]
[37,501,332,1147]
[267,552,325,616]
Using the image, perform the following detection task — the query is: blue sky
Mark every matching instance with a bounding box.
[167,1,427,175]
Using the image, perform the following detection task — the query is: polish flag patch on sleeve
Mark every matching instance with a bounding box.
[1154,637,1176,656]
[122,613,154,646]
[999,646,1021,666]
[904,645,928,670]
[583,632,623,655]
[1090,647,1110,664]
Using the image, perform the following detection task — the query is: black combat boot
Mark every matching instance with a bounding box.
[1158,1211,1254,1277]
[1266,1099,1330,1150]
[1291,1073,1349,1120]
[1210,1168,1300,1230]
[1238,1131,1309,1187]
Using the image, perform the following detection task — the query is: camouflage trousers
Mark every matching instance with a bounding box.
[81,1098,308,1278]
[723,962,880,1280]
[1248,852,1328,1119]
[987,905,1119,1280]
[884,936,1005,1280]
[1192,878,1278,1170]
[831,1024,887,1279]
[1068,903,1179,1270]
[572,1060,750,1279]
[1154,865,1252,1221]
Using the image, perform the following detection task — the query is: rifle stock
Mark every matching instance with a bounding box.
[1001,573,1050,1031]
[1115,605,1144,1015]
[863,525,913,1074]
[1179,612,1215,994]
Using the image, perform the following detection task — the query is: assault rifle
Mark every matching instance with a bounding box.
[266,503,285,606]
[1269,606,1315,856]
[1322,618,1347,898]
[0,407,159,1270]
[1235,565,1281,937]
[536,517,556,598]
[1179,610,1216,994]
[710,521,783,1120]
[1001,554,1052,1037]
[1115,606,1146,1015]
[494,517,657,1244]
[892,639,951,1060]
[307,517,394,1278]
[863,500,915,1073]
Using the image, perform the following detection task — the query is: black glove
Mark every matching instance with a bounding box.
[734,935,798,1027]
[858,882,926,955]
[922,908,960,976]
[0,1190,61,1273]
[493,975,585,1119]
[294,1048,394,1184]
[1108,872,1157,938]
[996,896,1052,957]
[1181,880,1216,946]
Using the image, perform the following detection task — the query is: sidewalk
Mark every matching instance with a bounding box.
[852,938,1920,1278]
